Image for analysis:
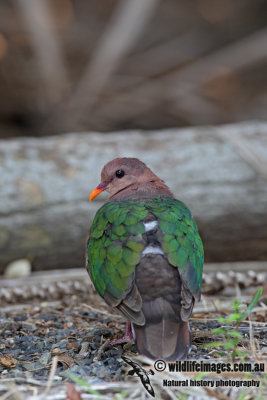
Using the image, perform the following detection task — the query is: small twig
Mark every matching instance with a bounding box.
[0,387,21,400]
[93,339,111,361]
[249,320,257,356]
[81,303,124,322]
[127,387,142,400]
[76,342,90,360]
[0,377,49,386]
[193,330,252,348]
[42,356,58,399]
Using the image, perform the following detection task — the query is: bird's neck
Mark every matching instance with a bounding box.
[108,180,174,201]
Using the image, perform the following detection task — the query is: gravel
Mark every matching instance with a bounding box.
[0,299,124,383]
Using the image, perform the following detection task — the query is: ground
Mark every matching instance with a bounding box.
[0,266,266,399]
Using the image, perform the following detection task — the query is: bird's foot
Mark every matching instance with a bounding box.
[110,322,134,345]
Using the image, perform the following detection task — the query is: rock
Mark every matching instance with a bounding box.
[39,352,51,365]
[4,259,31,278]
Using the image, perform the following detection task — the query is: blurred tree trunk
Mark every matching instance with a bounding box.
[0,122,267,273]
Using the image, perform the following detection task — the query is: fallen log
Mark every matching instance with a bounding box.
[0,121,267,273]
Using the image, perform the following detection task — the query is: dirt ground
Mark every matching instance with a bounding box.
[0,265,266,399]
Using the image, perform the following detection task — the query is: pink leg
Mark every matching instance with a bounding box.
[110,322,134,345]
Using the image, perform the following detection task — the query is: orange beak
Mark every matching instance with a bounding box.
[89,182,108,200]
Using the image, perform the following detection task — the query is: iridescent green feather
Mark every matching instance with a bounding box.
[88,200,148,299]
[88,196,204,302]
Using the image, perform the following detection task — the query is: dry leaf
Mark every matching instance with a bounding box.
[0,354,18,369]
[65,383,82,400]
[66,342,81,352]
[57,354,76,370]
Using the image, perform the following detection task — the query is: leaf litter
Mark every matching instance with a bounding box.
[0,267,266,399]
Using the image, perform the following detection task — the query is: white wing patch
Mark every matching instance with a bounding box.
[142,220,164,256]
[144,220,158,232]
[142,246,164,256]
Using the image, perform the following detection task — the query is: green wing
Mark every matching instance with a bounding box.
[88,201,148,302]
[87,196,204,305]
[150,197,204,299]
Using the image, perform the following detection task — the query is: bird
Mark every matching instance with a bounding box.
[121,355,155,397]
[86,157,204,361]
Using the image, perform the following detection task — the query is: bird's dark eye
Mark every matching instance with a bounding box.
[115,169,125,178]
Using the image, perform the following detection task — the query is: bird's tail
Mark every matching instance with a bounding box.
[133,298,191,361]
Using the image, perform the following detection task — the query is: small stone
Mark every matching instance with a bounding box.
[87,327,114,337]
[97,366,106,379]
[39,352,51,365]
[11,369,24,378]
[23,323,36,331]
[4,259,31,278]
[14,313,28,321]
[52,339,68,349]
[22,362,36,371]
[36,341,46,351]
[39,315,58,321]
[1,370,8,375]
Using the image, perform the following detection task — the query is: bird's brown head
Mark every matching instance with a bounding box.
[89,157,167,200]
